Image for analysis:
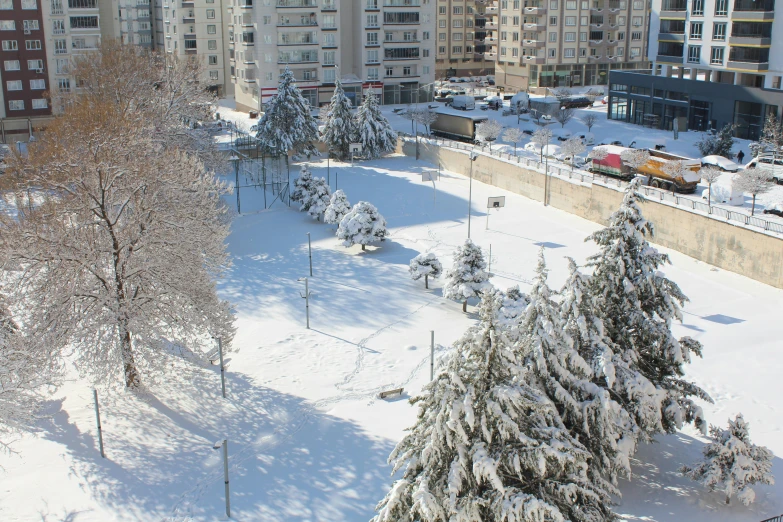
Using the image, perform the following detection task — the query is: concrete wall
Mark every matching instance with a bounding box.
[401,140,783,289]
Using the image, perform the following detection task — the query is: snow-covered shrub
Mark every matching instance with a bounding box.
[408,253,442,289]
[443,239,489,313]
[371,292,615,522]
[681,414,774,506]
[324,189,350,224]
[336,201,388,251]
[306,176,331,221]
[290,166,314,210]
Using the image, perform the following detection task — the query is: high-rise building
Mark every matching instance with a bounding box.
[607,0,782,139]
[434,0,495,80]
[230,0,436,114]
[491,0,649,92]
[0,0,51,140]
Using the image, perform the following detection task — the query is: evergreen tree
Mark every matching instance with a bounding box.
[290,166,315,211]
[696,124,735,159]
[355,91,398,159]
[585,179,711,440]
[681,414,774,506]
[443,239,490,313]
[409,253,443,289]
[322,77,357,160]
[305,176,331,221]
[336,201,388,251]
[324,189,351,225]
[558,257,638,485]
[256,67,319,157]
[497,285,530,327]
[372,292,615,522]
[758,114,783,154]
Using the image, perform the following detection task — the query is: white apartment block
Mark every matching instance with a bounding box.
[229,0,436,114]
[491,0,649,92]
[153,0,228,94]
[435,0,495,79]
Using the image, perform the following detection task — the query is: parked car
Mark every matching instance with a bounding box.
[601,96,609,104]
[449,77,460,83]
[701,155,740,172]
[560,97,593,109]
[459,76,472,83]
[762,204,783,218]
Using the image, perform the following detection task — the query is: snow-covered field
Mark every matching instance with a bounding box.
[2,151,782,521]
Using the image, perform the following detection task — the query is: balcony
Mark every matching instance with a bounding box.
[589,39,605,46]
[728,46,769,70]
[383,0,420,5]
[277,51,319,63]
[485,3,498,15]
[181,0,194,5]
[182,14,195,22]
[523,5,546,14]
[278,20,317,27]
[522,55,545,64]
[733,0,774,10]
[656,53,683,64]
[660,0,687,18]
[522,39,545,48]
[523,22,545,31]
[276,0,317,7]
[321,0,335,9]
[485,21,498,30]
[658,33,685,42]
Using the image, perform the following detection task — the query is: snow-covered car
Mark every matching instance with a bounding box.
[701,155,740,172]
[542,144,562,158]
[601,96,609,104]
[459,77,472,83]
[762,202,783,217]
[449,77,460,83]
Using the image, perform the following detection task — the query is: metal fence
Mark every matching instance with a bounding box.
[403,135,783,237]
[761,515,783,522]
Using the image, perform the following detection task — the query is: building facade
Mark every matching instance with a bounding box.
[230,0,436,114]
[490,0,649,92]
[0,0,51,140]
[607,0,782,139]
[434,0,495,79]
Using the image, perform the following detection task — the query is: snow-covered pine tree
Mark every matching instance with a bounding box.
[443,239,490,313]
[255,67,319,157]
[305,176,331,221]
[355,90,398,159]
[321,77,357,160]
[497,285,530,327]
[372,291,615,522]
[409,252,443,289]
[290,165,315,211]
[513,250,633,491]
[681,414,774,506]
[585,178,711,439]
[558,257,638,485]
[324,189,351,225]
[336,201,388,251]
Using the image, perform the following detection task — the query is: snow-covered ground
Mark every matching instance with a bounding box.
[2,151,782,521]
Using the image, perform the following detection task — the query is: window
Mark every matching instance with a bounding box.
[631,31,642,40]
[8,100,23,110]
[564,48,575,57]
[208,55,217,65]
[453,33,463,41]
[514,0,520,8]
[422,31,429,40]
[3,59,18,70]
[714,0,727,15]
[632,16,642,26]
[27,59,42,69]
[453,5,462,14]
[565,16,576,25]
[452,45,463,53]
[0,21,13,30]
[6,80,22,90]
[550,0,558,7]
[438,32,445,41]
[501,31,507,41]
[713,23,726,41]
[206,8,215,18]
[422,48,429,57]
[581,16,588,25]
[438,5,445,14]
[618,31,625,40]
[323,68,335,82]
[367,14,378,27]
[710,46,724,65]
[70,16,98,29]
[367,49,378,62]
[688,45,700,63]
[54,39,66,54]
[265,72,273,81]
[691,0,703,15]
[549,48,556,57]
[0,0,11,9]
[262,15,270,24]
[566,0,576,8]
[512,32,519,41]
[2,40,16,51]
[207,25,216,34]
[550,16,557,26]
[501,15,507,24]
[630,46,640,57]
[549,31,557,41]
[565,32,575,42]
[402,66,411,75]
[616,46,624,55]
[367,32,378,44]
[385,66,393,76]
[208,40,217,50]
[438,45,445,54]
[367,67,378,80]
[21,0,36,8]
[512,48,519,57]
[30,79,44,89]
[453,19,463,28]
[580,31,587,41]
[500,46,507,56]
[209,70,218,80]
[55,58,67,73]
[32,98,47,109]
[690,22,702,39]
[23,20,38,30]
[438,20,445,28]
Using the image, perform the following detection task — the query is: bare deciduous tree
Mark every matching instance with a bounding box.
[580,114,598,132]
[621,148,651,178]
[561,136,586,171]
[733,168,774,216]
[551,87,572,101]
[588,146,610,161]
[532,128,553,162]
[413,109,439,135]
[476,119,503,151]
[503,127,526,155]
[555,106,576,128]
[699,165,723,205]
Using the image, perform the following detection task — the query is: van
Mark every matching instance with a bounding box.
[744,152,783,184]
[450,95,475,111]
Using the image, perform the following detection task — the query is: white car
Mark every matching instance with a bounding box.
[449,77,460,83]
[701,155,740,172]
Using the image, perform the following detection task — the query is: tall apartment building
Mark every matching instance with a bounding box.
[490,0,649,92]
[230,0,436,114]
[104,0,153,48]
[607,0,782,139]
[0,0,51,140]
[152,0,228,95]
[434,0,495,79]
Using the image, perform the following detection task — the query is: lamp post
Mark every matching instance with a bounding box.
[468,151,478,239]
[297,277,311,329]
[229,154,240,214]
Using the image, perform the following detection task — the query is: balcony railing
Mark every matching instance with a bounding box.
[733,0,774,10]
[660,0,687,10]
[278,19,317,26]
[276,0,317,6]
[384,0,419,5]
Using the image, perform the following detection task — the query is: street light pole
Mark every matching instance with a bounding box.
[468,152,477,239]
[307,232,312,277]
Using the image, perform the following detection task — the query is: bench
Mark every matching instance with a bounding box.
[206,347,221,365]
[378,388,404,400]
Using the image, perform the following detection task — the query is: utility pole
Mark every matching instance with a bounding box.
[468,152,477,239]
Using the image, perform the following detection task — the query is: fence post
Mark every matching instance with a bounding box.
[93,389,105,458]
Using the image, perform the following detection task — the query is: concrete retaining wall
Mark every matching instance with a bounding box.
[400,140,783,289]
